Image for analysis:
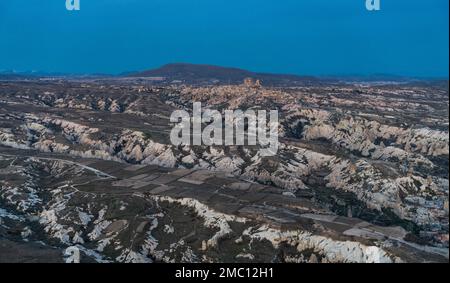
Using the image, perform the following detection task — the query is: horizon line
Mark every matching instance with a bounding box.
[1,62,449,81]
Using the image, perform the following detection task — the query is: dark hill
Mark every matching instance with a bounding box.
[127,63,321,86]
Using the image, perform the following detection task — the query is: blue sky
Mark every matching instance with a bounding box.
[0,0,448,77]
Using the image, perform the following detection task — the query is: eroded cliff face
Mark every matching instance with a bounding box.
[0,80,448,262]
[1,111,447,248]
[1,155,412,263]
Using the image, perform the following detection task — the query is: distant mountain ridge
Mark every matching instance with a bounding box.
[0,70,111,80]
[1,64,446,85]
[127,63,321,86]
